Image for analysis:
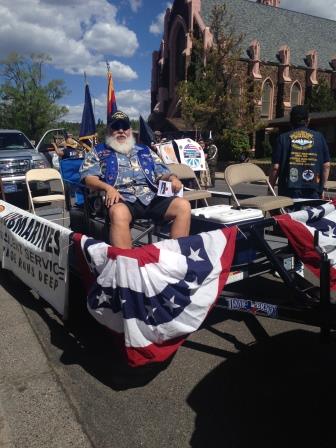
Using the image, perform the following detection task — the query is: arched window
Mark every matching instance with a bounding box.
[261,79,274,119]
[231,79,241,98]
[291,82,302,106]
[169,17,187,98]
[175,27,186,83]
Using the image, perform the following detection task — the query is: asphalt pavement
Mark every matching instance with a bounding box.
[1,179,336,447]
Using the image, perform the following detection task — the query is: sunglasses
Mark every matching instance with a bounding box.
[110,121,130,131]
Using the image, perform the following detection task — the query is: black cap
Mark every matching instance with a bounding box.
[109,110,130,129]
[290,105,309,125]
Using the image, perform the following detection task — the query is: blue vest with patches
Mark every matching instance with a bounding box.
[94,143,158,190]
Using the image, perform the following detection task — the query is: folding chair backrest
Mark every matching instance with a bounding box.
[167,162,211,206]
[223,162,294,212]
[25,168,67,223]
[167,163,197,181]
[59,158,85,207]
[59,158,83,185]
[225,163,268,187]
[26,168,62,183]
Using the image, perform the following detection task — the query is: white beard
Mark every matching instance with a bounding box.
[106,134,135,155]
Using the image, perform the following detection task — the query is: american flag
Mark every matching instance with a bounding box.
[73,228,237,367]
[276,200,336,301]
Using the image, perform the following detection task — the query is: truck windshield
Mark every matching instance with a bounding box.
[0,133,34,150]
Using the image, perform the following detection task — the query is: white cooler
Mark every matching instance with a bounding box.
[191,205,263,224]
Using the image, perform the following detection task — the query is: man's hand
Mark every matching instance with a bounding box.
[105,186,123,207]
[170,176,183,194]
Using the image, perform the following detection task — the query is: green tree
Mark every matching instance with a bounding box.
[130,119,139,131]
[178,3,257,160]
[57,121,80,137]
[96,118,106,143]
[306,79,336,113]
[0,53,69,141]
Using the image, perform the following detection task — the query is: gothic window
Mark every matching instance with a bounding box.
[168,16,187,99]
[175,26,186,83]
[231,79,241,98]
[261,79,274,119]
[291,82,302,106]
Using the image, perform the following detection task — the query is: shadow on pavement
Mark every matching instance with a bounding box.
[187,329,336,448]
[0,271,173,390]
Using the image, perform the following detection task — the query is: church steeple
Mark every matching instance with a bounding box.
[256,0,280,6]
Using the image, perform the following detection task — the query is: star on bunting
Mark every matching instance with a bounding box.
[310,208,321,219]
[323,225,336,238]
[145,305,157,321]
[163,296,181,312]
[96,290,112,306]
[188,247,204,262]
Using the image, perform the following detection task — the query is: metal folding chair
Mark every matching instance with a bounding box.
[224,162,293,214]
[25,168,66,225]
[167,163,212,207]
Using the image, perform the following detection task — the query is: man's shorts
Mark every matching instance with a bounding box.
[122,196,176,224]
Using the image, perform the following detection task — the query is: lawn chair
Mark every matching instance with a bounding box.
[224,162,293,214]
[59,158,85,208]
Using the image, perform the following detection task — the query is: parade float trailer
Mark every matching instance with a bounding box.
[0,189,335,367]
[0,152,335,365]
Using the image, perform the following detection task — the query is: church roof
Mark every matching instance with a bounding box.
[200,0,336,70]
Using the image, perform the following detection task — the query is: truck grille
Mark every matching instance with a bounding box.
[0,159,30,176]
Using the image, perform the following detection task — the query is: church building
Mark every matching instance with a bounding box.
[149,0,336,154]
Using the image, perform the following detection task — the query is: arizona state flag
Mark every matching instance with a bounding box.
[79,83,97,151]
[107,69,117,125]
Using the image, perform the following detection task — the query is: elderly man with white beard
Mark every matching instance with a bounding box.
[80,111,191,248]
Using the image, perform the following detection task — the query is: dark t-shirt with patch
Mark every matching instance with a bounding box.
[62,147,79,159]
[272,126,330,195]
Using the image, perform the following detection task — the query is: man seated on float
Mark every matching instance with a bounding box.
[80,111,191,248]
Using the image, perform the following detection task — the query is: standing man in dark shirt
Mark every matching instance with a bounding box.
[269,105,330,199]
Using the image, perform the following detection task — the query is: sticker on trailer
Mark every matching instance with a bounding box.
[226,298,278,318]
[226,271,246,284]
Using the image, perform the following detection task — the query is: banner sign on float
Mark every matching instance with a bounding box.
[175,139,206,171]
[0,200,72,317]
[157,141,179,164]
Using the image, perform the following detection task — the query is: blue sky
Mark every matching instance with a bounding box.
[1,0,335,123]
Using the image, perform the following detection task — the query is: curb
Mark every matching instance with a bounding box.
[0,276,92,448]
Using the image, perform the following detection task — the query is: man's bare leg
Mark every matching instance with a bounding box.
[164,198,191,239]
[108,203,133,248]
